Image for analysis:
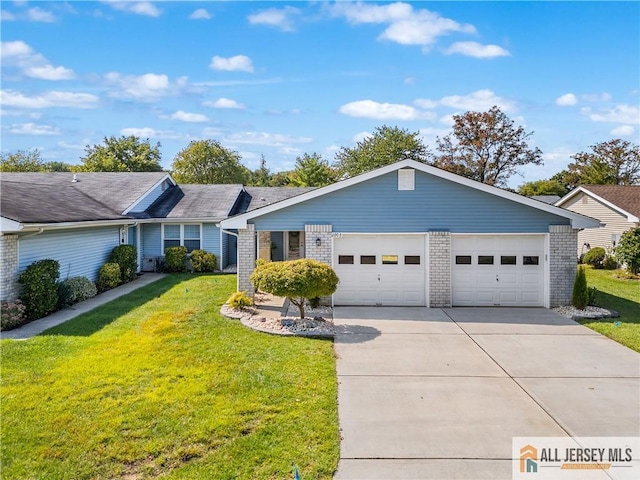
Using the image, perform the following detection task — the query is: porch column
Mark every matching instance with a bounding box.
[237,224,256,296]
[257,231,271,262]
[304,225,332,265]
[428,231,451,308]
[549,225,578,307]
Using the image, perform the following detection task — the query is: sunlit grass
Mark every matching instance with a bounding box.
[579,267,640,353]
[1,274,339,479]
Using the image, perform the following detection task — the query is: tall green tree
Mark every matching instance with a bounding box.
[171,139,250,184]
[434,106,543,187]
[79,135,163,172]
[1,149,45,172]
[288,153,336,187]
[334,125,431,178]
[250,155,272,186]
[517,179,568,197]
[567,139,640,186]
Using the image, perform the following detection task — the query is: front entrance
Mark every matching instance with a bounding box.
[285,231,305,260]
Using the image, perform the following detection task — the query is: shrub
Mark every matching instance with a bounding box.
[228,291,252,310]
[583,247,606,268]
[0,300,27,331]
[108,245,138,283]
[602,255,618,270]
[18,259,60,320]
[190,249,217,273]
[57,276,97,307]
[251,259,339,319]
[587,286,598,306]
[97,263,121,292]
[571,266,588,310]
[616,227,640,275]
[165,246,188,272]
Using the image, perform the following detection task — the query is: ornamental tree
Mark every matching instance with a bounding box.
[250,259,339,319]
[616,227,640,275]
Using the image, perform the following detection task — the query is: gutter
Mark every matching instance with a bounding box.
[19,227,44,239]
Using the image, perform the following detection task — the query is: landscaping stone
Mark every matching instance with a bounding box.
[552,305,620,321]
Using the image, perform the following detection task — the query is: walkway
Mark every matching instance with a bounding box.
[1,273,166,340]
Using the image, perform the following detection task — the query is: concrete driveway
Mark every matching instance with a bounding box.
[333,307,640,479]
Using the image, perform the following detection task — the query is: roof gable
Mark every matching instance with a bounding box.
[221,160,600,229]
[556,185,640,222]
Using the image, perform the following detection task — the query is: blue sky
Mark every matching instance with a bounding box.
[1,1,638,188]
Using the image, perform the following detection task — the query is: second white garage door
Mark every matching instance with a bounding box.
[451,235,546,307]
[333,234,426,306]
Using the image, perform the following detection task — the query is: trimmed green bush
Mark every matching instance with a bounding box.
[190,249,217,273]
[1,300,27,331]
[583,247,606,268]
[97,263,121,292]
[602,255,618,270]
[58,276,98,307]
[616,227,640,275]
[228,291,252,310]
[587,286,598,306]
[572,265,588,310]
[251,259,339,319]
[18,259,60,320]
[108,245,138,283]
[165,246,188,272]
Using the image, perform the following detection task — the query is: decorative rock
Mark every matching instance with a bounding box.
[553,305,620,320]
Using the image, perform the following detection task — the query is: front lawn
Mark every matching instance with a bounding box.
[1,274,339,479]
[581,267,640,353]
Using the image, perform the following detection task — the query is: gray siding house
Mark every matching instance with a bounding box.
[221,160,600,308]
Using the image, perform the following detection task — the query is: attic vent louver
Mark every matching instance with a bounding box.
[72,174,78,183]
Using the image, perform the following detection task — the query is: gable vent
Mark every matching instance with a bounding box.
[398,168,415,191]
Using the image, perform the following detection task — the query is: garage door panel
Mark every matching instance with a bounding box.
[452,235,545,307]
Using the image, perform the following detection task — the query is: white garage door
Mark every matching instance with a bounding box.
[452,235,546,307]
[333,234,426,306]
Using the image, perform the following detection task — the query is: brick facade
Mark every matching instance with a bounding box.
[257,231,271,261]
[549,224,578,307]
[304,224,333,265]
[428,231,451,307]
[237,224,256,296]
[0,235,19,301]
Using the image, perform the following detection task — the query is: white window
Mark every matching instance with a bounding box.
[162,224,201,253]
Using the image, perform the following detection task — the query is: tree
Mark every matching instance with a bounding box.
[334,125,431,178]
[517,179,568,197]
[171,139,250,184]
[616,227,640,275]
[567,139,640,186]
[250,155,272,186]
[288,153,337,187]
[434,106,543,187]
[250,259,339,319]
[1,149,46,172]
[571,265,588,310]
[79,135,163,172]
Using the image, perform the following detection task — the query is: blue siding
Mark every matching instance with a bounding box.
[142,223,162,256]
[129,180,168,213]
[251,171,570,233]
[19,226,120,281]
[203,223,220,258]
[270,231,284,261]
[224,231,237,267]
[127,225,137,246]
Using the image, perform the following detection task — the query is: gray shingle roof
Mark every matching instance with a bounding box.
[143,184,245,220]
[581,185,640,217]
[243,186,315,211]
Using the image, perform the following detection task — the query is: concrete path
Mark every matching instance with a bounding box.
[1,273,166,340]
[333,307,640,479]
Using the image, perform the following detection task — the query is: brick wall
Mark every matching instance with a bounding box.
[237,224,256,296]
[428,231,451,307]
[304,225,333,306]
[257,231,271,261]
[0,235,20,301]
[549,225,578,307]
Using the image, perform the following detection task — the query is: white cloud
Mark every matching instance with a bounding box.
[120,127,182,139]
[189,8,211,20]
[204,97,246,109]
[556,93,578,106]
[170,110,209,122]
[444,41,510,58]
[439,89,515,112]
[339,99,426,120]
[352,131,371,143]
[610,125,635,137]
[210,55,254,72]
[404,76,415,85]
[582,92,612,103]
[26,7,56,22]
[585,104,640,125]
[103,1,161,17]
[104,72,186,100]
[330,2,475,52]
[1,9,17,21]
[1,40,75,80]
[414,98,438,109]
[8,122,60,135]
[224,131,313,147]
[0,89,99,109]
[248,6,301,32]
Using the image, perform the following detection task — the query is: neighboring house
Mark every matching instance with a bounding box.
[0,172,307,301]
[531,195,561,205]
[221,160,600,308]
[555,185,640,257]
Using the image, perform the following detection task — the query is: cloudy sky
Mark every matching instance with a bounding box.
[1,1,638,187]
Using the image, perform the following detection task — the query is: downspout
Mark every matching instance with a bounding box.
[19,227,44,239]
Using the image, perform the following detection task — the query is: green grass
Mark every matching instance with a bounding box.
[580,267,640,353]
[1,274,339,479]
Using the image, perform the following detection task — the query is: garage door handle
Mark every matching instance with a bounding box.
[496,275,499,282]
[378,274,380,282]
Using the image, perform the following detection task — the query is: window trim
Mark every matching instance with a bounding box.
[161,223,203,253]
